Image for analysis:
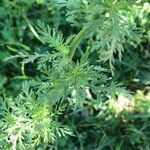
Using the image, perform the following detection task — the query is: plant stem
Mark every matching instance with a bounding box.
[69,25,91,60]
[21,63,26,76]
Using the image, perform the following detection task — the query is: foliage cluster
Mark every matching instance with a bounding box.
[0,0,150,149]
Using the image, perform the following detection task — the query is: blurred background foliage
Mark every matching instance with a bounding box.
[114,1,150,88]
[0,0,150,149]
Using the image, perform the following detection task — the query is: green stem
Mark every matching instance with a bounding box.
[21,63,26,76]
[69,25,91,60]
[0,42,32,51]
[23,15,40,41]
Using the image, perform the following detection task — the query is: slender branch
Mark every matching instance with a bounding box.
[21,63,26,76]
[69,25,91,60]
[0,42,32,51]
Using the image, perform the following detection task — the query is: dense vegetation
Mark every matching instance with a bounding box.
[0,0,150,149]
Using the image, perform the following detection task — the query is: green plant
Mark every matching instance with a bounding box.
[0,0,150,149]
[0,82,73,149]
[0,0,65,95]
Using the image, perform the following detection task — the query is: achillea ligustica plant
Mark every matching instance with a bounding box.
[0,0,143,149]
